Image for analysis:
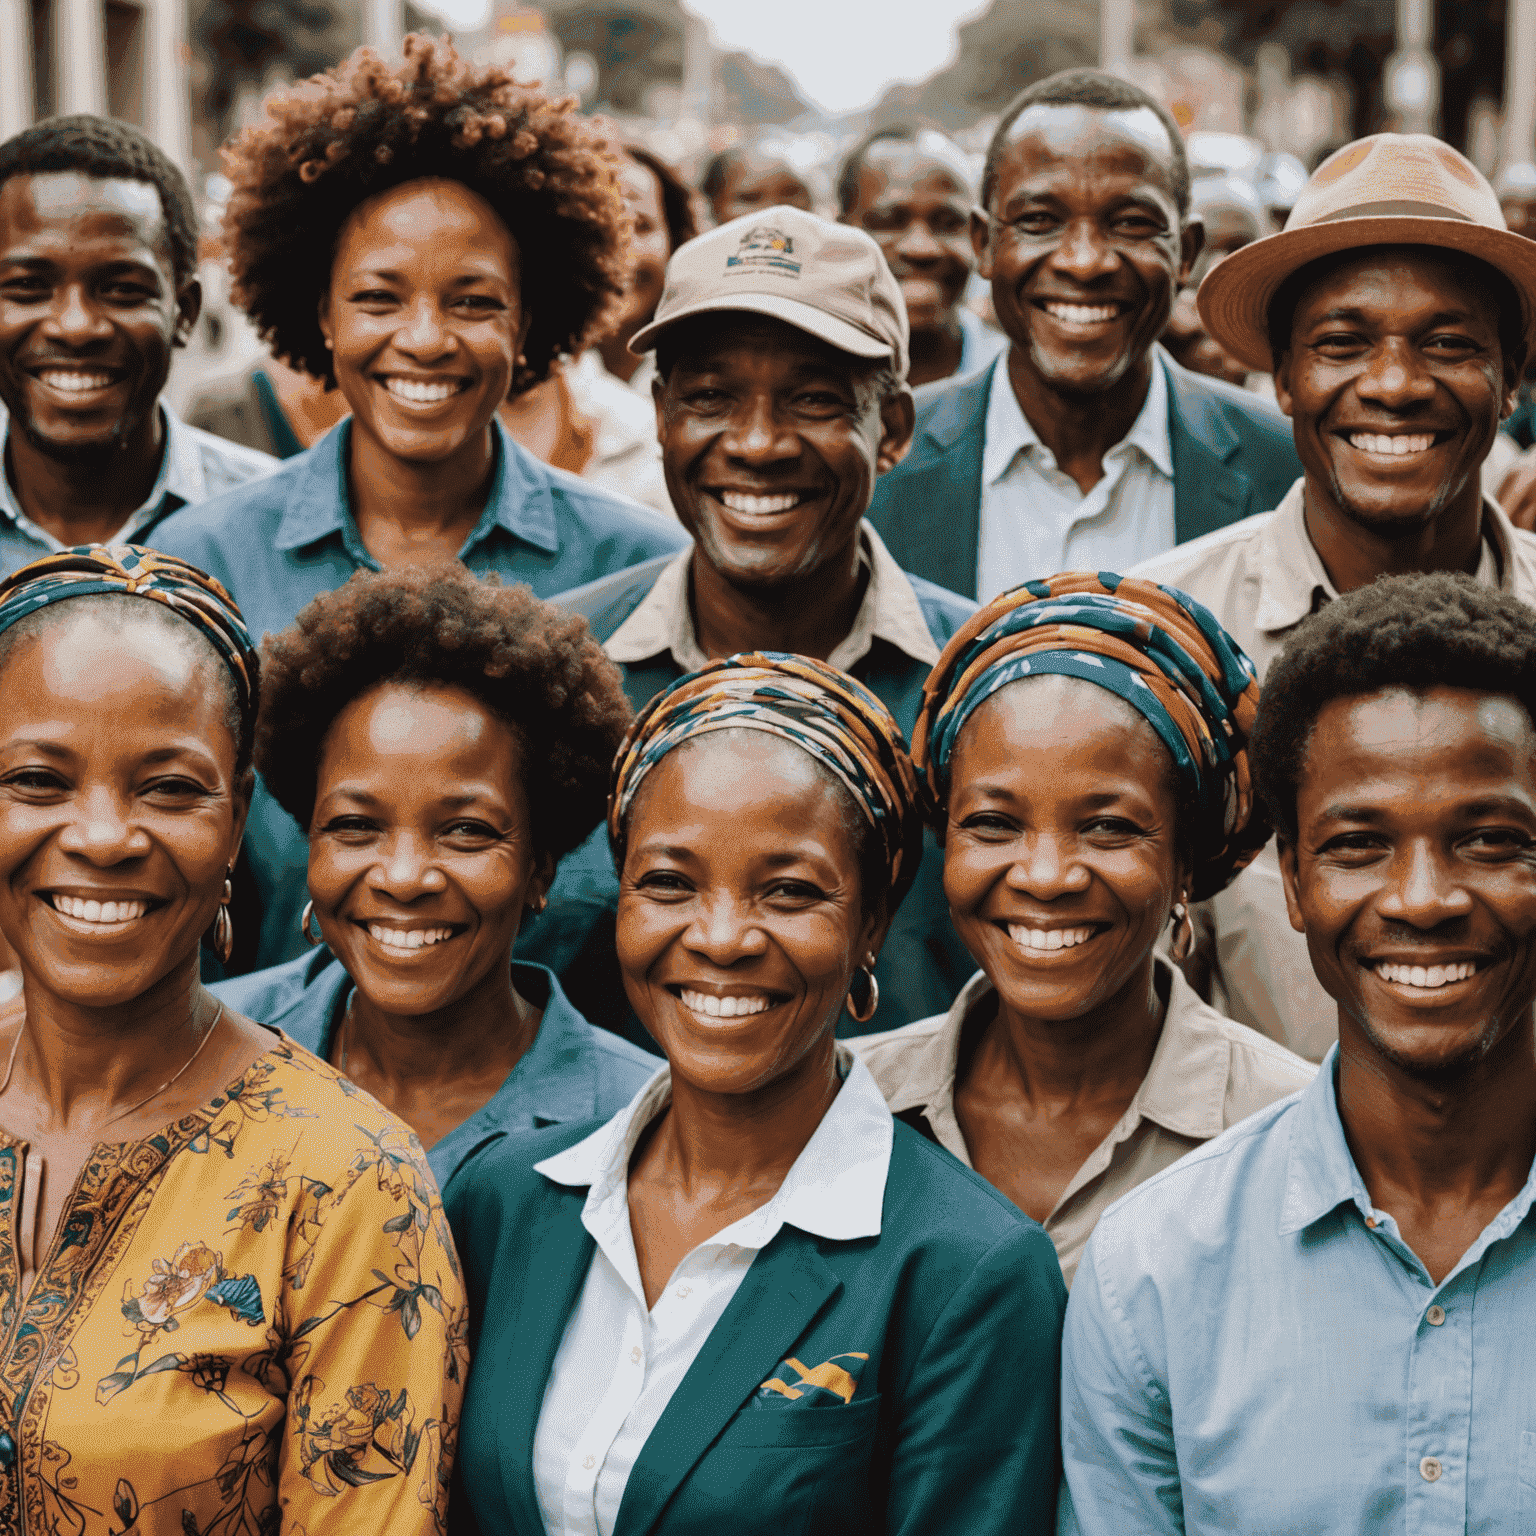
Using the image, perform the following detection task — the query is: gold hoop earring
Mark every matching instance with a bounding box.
[300,900,324,947]
[212,875,234,964]
[1170,898,1194,963]
[846,965,880,1024]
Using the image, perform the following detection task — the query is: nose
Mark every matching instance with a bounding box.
[1002,833,1093,900]
[1046,216,1119,284]
[55,786,152,865]
[42,282,112,350]
[894,219,945,263]
[720,393,800,466]
[369,830,448,900]
[394,295,455,362]
[1377,838,1473,929]
[681,889,770,966]
[1355,336,1437,412]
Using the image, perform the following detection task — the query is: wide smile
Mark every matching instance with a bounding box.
[668,984,789,1021]
[27,365,126,404]
[1364,954,1488,1000]
[355,918,466,958]
[43,890,158,937]
[1032,298,1131,331]
[375,375,472,413]
[997,920,1109,957]
[1336,428,1454,462]
[709,488,815,518]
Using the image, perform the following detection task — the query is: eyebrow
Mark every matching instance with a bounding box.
[1307,306,1480,328]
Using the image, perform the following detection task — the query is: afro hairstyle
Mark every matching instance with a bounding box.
[219,34,631,396]
[1251,571,1536,845]
[255,561,633,861]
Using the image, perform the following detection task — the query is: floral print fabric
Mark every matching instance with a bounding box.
[0,1035,465,1536]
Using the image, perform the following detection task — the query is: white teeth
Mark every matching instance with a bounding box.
[1007,924,1096,952]
[1043,302,1120,325]
[719,491,802,515]
[384,377,461,404]
[1348,432,1436,456]
[679,989,772,1018]
[1375,960,1477,988]
[39,369,114,393]
[368,923,453,951]
[51,894,147,923]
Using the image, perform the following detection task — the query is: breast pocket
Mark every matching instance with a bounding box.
[714,1392,883,1450]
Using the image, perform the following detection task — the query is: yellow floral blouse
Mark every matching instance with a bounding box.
[0,1034,466,1536]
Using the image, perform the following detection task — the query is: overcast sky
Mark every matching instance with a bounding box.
[688,0,989,113]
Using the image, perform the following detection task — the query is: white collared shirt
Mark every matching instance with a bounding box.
[602,519,942,676]
[530,1049,894,1536]
[976,353,1175,603]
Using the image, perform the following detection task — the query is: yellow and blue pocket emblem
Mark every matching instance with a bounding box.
[756,1352,869,1406]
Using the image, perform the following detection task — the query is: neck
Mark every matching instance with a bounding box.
[596,331,644,385]
[690,539,868,663]
[1336,1021,1536,1207]
[1006,344,1154,495]
[10,952,212,1122]
[344,955,535,1092]
[651,1034,841,1194]
[980,953,1165,1106]
[346,421,496,542]
[906,318,965,389]
[1303,478,1486,593]
[5,409,165,545]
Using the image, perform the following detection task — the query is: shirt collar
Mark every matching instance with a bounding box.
[981,351,1173,486]
[602,520,940,674]
[272,416,560,558]
[536,1045,893,1245]
[878,956,1228,1141]
[1256,477,1507,636]
[0,403,204,548]
[493,962,607,1125]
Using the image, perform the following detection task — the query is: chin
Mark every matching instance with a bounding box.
[1351,1009,1510,1079]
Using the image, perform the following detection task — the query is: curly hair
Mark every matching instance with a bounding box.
[220,34,630,395]
[0,115,198,288]
[255,562,633,861]
[1251,572,1536,844]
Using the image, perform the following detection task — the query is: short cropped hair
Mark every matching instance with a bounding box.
[220,34,630,395]
[836,125,924,216]
[1265,245,1528,374]
[1251,572,1536,844]
[255,563,633,861]
[0,115,198,287]
[982,67,1190,216]
[625,144,698,255]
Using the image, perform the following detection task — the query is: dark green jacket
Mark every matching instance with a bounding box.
[445,1116,1065,1536]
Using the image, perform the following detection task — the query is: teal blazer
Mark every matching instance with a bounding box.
[445,1116,1066,1536]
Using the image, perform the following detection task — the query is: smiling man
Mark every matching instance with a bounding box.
[866,69,1299,603]
[520,207,979,1046]
[1134,134,1536,1061]
[1061,572,1536,1534]
[0,117,275,573]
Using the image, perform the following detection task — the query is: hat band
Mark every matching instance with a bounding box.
[1316,199,1474,222]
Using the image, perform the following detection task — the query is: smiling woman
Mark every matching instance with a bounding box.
[0,545,464,1535]
[446,652,1066,1536]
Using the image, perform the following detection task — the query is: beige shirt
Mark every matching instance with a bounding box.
[604,519,943,675]
[1130,479,1536,1061]
[850,957,1315,1287]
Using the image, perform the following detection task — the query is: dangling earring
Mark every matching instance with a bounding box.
[300,900,325,947]
[1170,895,1194,963]
[526,889,547,917]
[846,958,880,1024]
[212,872,235,964]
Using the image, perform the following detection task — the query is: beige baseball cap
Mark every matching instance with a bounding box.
[630,205,910,378]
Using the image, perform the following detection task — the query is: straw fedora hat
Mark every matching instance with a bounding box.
[1198,134,1536,374]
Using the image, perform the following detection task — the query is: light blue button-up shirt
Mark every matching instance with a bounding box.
[157,415,688,971]
[1060,1048,1536,1534]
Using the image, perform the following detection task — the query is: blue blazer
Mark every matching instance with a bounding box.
[446,1116,1065,1536]
[867,350,1303,599]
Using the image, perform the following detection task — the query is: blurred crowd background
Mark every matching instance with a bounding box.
[6,0,1536,475]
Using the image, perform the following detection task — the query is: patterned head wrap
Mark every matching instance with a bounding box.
[0,545,260,746]
[913,571,1270,902]
[609,652,924,912]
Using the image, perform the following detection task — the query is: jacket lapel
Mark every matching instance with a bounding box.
[1166,358,1254,543]
[495,1186,595,1536]
[612,1233,841,1536]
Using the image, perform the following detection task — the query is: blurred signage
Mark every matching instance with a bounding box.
[479,6,561,85]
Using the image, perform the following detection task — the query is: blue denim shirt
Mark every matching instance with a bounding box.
[1060,1048,1536,1535]
[157,416,688,971]
[210,952,657,1196]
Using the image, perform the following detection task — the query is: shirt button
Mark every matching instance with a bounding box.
[1420,1456,1443,1482]
[1365,1216,1379,1228]
[676,1285,691,1299]
[1426,1304,1446,1326]
[583,1455,596,1471]
[630,1345,642,1364]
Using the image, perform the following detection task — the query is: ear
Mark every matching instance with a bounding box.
[317,291,333,352]
[970,205,993,279]
[229,767,255,864]
[1278,837,1307,934]
[173,275,203,350]
[652,369,667,439]
[1272,349,1295,419]
[857,898,893,973]
[1178,216,1205,289]
[877,384,917,476]
[1503,346,1525,418]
